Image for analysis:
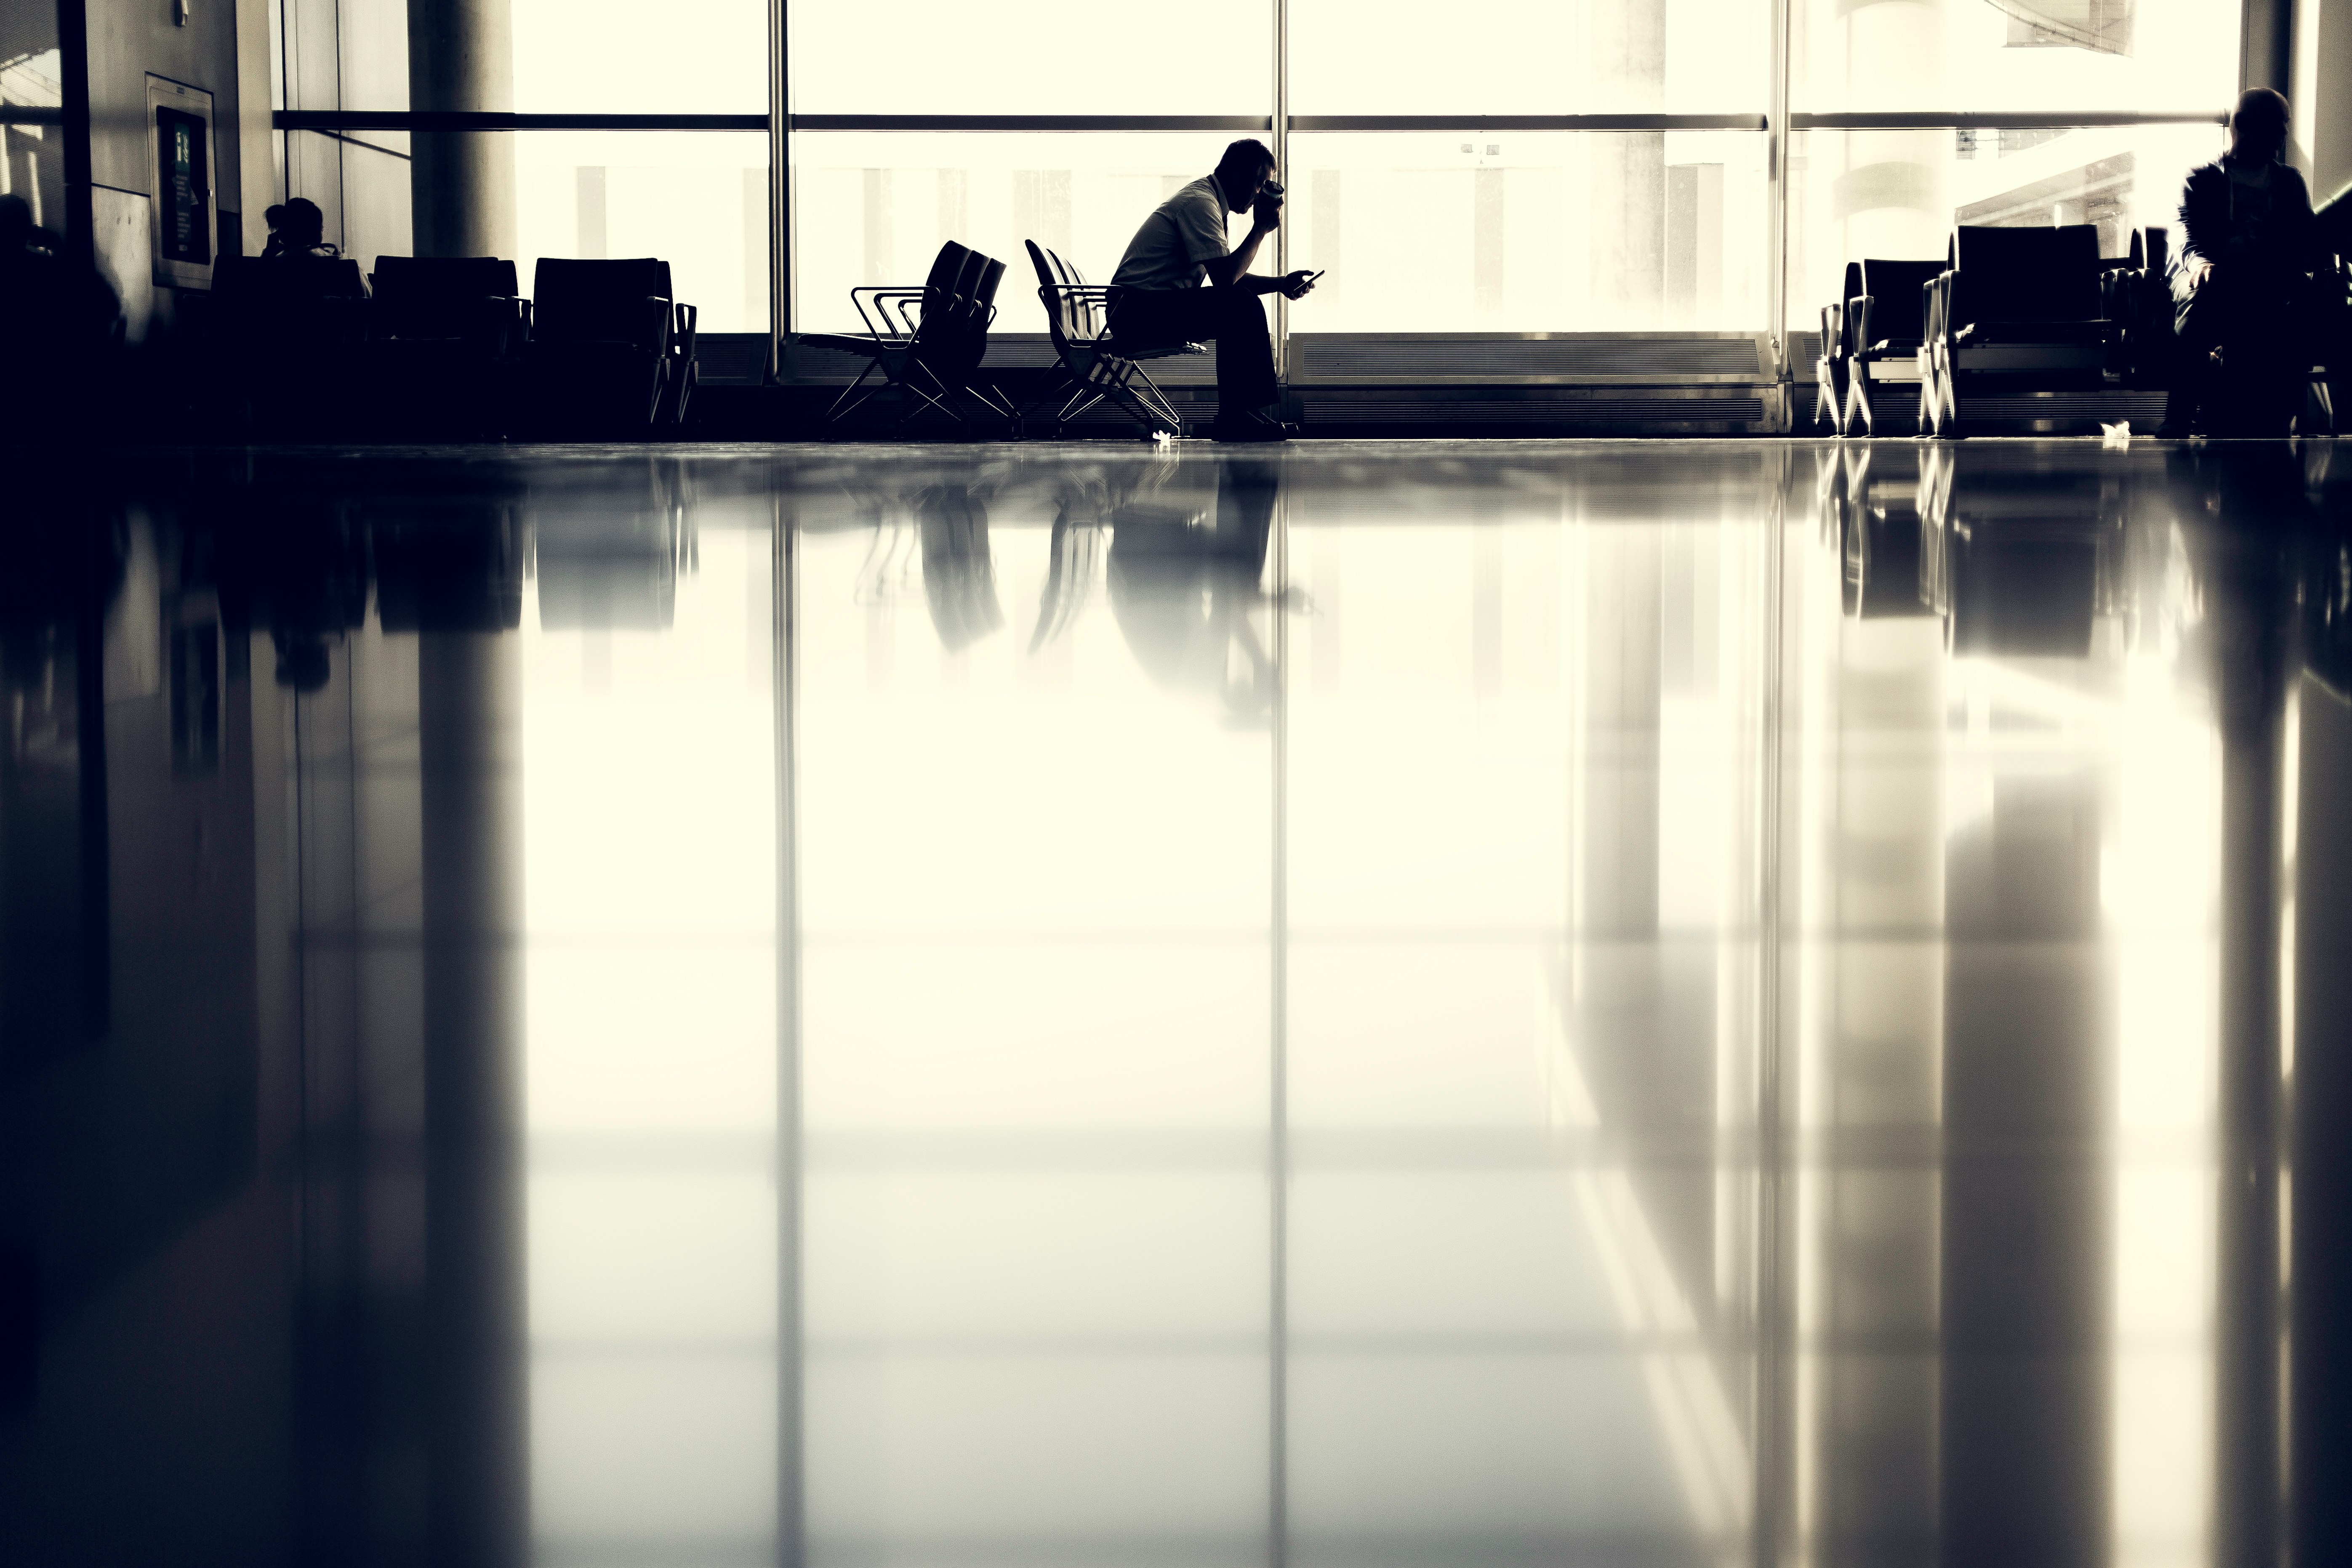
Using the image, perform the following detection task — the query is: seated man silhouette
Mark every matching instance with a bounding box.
[261,197,341,261]
[2167,88,2321,435]
[1108,138,1317,442]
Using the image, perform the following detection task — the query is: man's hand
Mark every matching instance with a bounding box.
[1252,192,1284,232]
[2189,259,2216,290]
[1279,270,1317,299]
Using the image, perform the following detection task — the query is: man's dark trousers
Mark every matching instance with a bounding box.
[1108,286,1277,418]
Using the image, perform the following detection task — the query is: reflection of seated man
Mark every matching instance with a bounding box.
[261,197,341,261]
[2168,88,2320,435]
[1109,138,1317,443]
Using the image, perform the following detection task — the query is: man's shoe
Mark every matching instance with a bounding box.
[1208,409,1291,442]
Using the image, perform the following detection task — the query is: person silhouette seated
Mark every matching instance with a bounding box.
[1108,138,1318,442]
[2166,88,2321,436]
[0,192,121,439]
[261,197,340,262]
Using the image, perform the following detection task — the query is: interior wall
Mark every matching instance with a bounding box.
[69,0,246,335]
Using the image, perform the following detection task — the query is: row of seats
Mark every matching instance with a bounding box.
[211,254,699,438]
[807,239,1208,439]
[1815,223,2344,437]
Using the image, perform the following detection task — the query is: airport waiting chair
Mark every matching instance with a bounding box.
[1814,262,1860,433]
[798,241,1019,430]
[365,255,528,437]
[1920,224,2114,437]
[522,258,698,435]
[210,253,371,438]
[1025,240,1204,439]
[1842,257,1945,437]
[2095,227,2175,389]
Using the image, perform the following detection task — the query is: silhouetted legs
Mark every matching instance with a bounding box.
[2169,264,2308,435]
[1108,287,1278,419]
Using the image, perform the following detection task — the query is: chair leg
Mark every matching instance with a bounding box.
[826,361,885,422]
[1125,361,1186,433]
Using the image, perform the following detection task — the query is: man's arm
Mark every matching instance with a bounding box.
[1202,190,1284,293]
[1204,221,1279,293]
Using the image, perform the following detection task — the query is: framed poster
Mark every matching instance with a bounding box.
[146,75,216,289]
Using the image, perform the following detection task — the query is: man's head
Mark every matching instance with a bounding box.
[1214,139,1278,213]
[2229,88,2291,164]
[282,197,326,248]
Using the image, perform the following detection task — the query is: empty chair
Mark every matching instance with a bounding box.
[1842,257,1944,437]
[798,240,1018,430]
[1025,240,1204,439]
[366,255,527,437]
[210,253,370,438]
[522,258,699,436]
[1921,224,2114,436]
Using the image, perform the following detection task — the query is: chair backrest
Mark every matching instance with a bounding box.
[1026,240,1100,352]
[972,256,1007,309]
[912,246,1002,376]
[1950,224,2102,325]
[2131,225,2169,276]
[924,241,972,299]
[1855,258,1944,343]
[370,255,519,338]
[373,255,519,303]
[225,255,367,300]
[533,257,673,344]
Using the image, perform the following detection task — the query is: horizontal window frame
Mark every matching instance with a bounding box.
[274,109,2225,134]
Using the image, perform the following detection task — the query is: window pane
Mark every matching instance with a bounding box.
[1791,0,2237,112]
[788,1,1272,116]
[514,0,767,113]
[789,133,1260,334]
[1285,133,1770,331]
[517,132,771,333]
[1289,0,1769,113]
[1787,122,2224,330]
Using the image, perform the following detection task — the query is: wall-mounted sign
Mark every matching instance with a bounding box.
[145,75,216,289]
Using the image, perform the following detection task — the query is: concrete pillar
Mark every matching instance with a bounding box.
[419,630,527,1568]
[408,0,516,258]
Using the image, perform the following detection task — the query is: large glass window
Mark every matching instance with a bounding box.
[791,133,1249,333]
[514,0,767,114]
[1791,0,2240,114]
[516,131,772,334]
[1285,131,1770,332]
[1786,121,2225,331]
[1289,0,1770,113]
[788,0,1272,116]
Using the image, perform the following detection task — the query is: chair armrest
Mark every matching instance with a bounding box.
[850,285,927,340]
[671,302,698,362]
[1850,294,1875,357]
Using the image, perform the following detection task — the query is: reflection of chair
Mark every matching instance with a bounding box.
[1921,224,2115,436]
[1025,240,1204,438]
[523,258,698,434]
[798,241,1018,430]
[1843,258,1944,436]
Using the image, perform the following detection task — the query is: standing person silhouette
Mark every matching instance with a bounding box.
[2167,88,2320,435]
[1108,139,1318,442]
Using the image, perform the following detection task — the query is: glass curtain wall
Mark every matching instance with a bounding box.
[788,0,2243,348]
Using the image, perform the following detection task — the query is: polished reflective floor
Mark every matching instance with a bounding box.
[5,439,2352,1568]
